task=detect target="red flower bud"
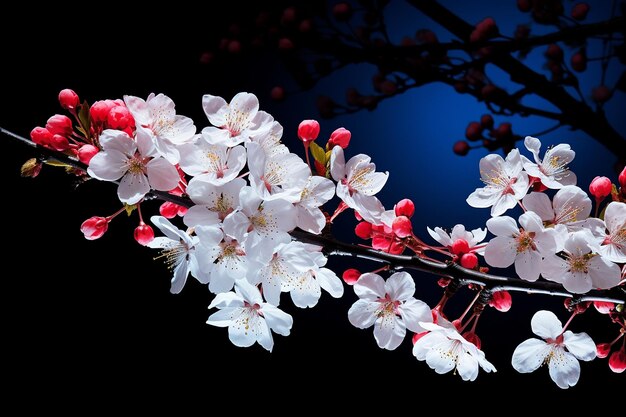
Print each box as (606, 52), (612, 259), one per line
(480, 114), (494, 129)
(328, 127), (351, 149)
(30, 126), (52, 147)
(50, 134), (70, 152)
(342, 268), (361, 285)
(58, 89), (79, 110)
(392, 216), (413, 238)
(90, 100), (116, 124)
(80, 216), (109, 240)
(571, 50), (587, 72)
(46, 114), (73, 137)
(465, 121), (483, 141)
(594, 301), (615, 314)
(298, 119), (320, 143)
(545, 44), (563, 62)
(564, 298), (591, 314)
(451, 239), (470, 255)
(394, 199), (415, 218)
(355, 221), (372, 239)
(453, 141), (470, 156)
(609, 347), (626, 373)
(571, 3), (590, 20)
(592, 86), (612, 104)
(596, 343), (612, 359)
(160, 202), (182, 219)
(134, 222), (155, 246)
(78, 144), (99, 165)
(460, 253), (478, 269)
(462, 331), (482, 349)
(489, 290), (512, 312)
(618, 166), (626, 190)
(107, 105), (134, 131)
(589, 176), (612, 200)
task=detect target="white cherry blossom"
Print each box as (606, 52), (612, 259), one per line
(413, 319), (496, 381)
(198, 235), (256, 294)
(247, 142), (310, 203)
(207, 280), (293, 352)
(348, 272), (432, 350)
(512, 310), (596, 389)
(87, 128), (179, 205)
(124, 93), (196, 164)
(178, 138), (245, 186)
(223, 186), (296, 260)
(484, 211), (557, 281)
(466, 149), (530, 217)
(541, 230), (621, 293)
(184, 177), (246, 227)
(148, 216), (222, 294)
(294, 176), (335, 234)
(586, 202), (626, 263)
(522, 185), (591, 230)
(522, 136), (576, 189)
(330, 146), (388, 225)
(248, 111), (289, 158)
(202, 92), (271, 147)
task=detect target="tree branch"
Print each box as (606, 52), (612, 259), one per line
(4, 127), (624, 304)
(405, 0), (626, 161)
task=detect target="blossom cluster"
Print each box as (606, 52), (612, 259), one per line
(27, 89), (626, 388)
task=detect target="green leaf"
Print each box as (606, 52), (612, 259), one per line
(310, 142), (326, 165)
(77, 100), (91, 137)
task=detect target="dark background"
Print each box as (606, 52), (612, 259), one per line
(2, 0), (624, 410)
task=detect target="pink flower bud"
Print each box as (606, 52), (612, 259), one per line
(545, 44), (563, 62)
(462, 331), (482, 349)
(571, 50), (587, 72)
(465, 121), (482, 141)
(451, 239), (470, 255)
(30, 126), (52, 146)
(160, 202), (181, 219)
(480, 114), (494, 129)
(134, 222), (155, 246)
(589, 176), (612, 200)
(592, 86), (612, 103)
(618, 166), (626, 190)
(489, 290), (512, 312)
(332, 3), (352, 21)
(596, 343), (612, 359)
(107, 105), (134, 131)
(78, 145), (99, 165)
(571, 3), (589, 20)
(609, 347), (626, 373)
(354, 221), (372, 239)
(394, 199), (415, 218)
(50, 134), (70, 152)
(46, 114), (73, 137)
(90, 100), (116, 124)
(298, 119), (320, 143)
(80, 216), (109, 240)
(460, 253), (478, 269)
(58, 89), (79, 110)
(392, 216), (413, 238)
(342, 268), (361, 285)
(594, 301), (615, 314)
(453, 141), (470, 156)
(328, 127), (351, 149)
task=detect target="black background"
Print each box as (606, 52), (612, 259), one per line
(2, 1), (624, 411)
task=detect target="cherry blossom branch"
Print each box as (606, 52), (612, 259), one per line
(405, 0), (626, 161)
(3, 126), (625, 304)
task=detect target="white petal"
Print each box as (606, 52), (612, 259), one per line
(316, 268), (344, 298)
(99, 129), (136, 155)
(254, 320), (274, 352)
(146, 157), (179, 191)
(587, 256), (621, 289)
(202, 94), (228, 126)
(531, 310), (563, 339)
(553, 185), (591, 223)
(456, 352), (479, 381)
(209, 264), (237, 294)
(511, 338), (549, 373)
(351, 192), (385, 225)
(354, 273), (386, 301)
(427, 227), (451, 246)
(398, 298), (432, 334)
(183, 205), (220, 228)
(524, 136), (541, 159)
(605, 202), (626, 234)
(150, 216), (187, 242)
(348, 300), (378, 329)
(222, 211), (250, 242)
(541, 254), (568, 283)
(466, 188), (500, 209)
(170, 260), (189, 294)
(563, 331), (596, 361)
(384, 271), (415, 301)
(200, 126), (231, 146)
(412, 331), (446, 360)
(296, 206), (326, 234)
(227, 311), (258, 348)
(522, 192), (554, 222)
(515, 249), (542, 281)
(425, 340), (457, 374)
(118, 172), (150, 205)
(562, 271), (592, 294)
(491, 193), (518, 217)
(330, 146), (346, 182)
(548, 349), (580, 389)
(261, 304), (293, 336)
(289, 274), (321, 308)
(207, 306), (240, 327)
(484, 236), (517, 268)
(373, 315), (406, 350)
(87, 151), (128, 181)
(208, 291), (243, 309)
(519, 211), (544, 233)
(486, 216), (518, 237)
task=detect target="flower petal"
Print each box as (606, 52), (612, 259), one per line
(587, 256), (621, 289)
(563, 331), (596, 361)
(398, 298), (432, 333)
(548, 349), (580, 389)
(146, 157), (179, 191)
(512, 338), (550, 373)
(456, 352), (479, 381)
(354, 273), (386, 301)
(374, 315), (406, 350)
(348, 299), (379, 329)
(385, 271), (415, 301)
(170, 259), (189, 294)
(531, 310), (562, 339)
(261, 303), (293, 336)
(316, 268), (344, 298)
(118, 172), (150, 205)
(515, 249), (542, 281)
(484, 236), (517, 268)
(522, 192), (554, 222)
(87, 150), (128, 181)
(486, 216), (518, 237)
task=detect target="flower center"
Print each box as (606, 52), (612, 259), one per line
(376, 294), (400, 317)
(541, 151), (570, 179)
(481, 169), (517, 194)
(567, 253), (592, 273)
(516, 230), (536, 253)
(154, 240), (189, 270)
(127, 155), (147, 175)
